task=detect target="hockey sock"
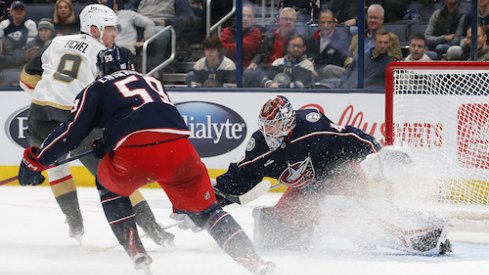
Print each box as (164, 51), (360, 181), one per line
(96, 179), (143, 252)
(132, 199), (175, 246)
(205, 208), (262, 268)
(132, 200), (157, 228)
(53, 190), (83, 237)
(47, 164), (83, 236)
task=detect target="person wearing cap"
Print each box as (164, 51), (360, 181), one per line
(0, 1), (37, 49)
(25, 19), (55, 61)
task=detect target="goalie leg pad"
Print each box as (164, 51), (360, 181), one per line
(252, 206), (311, 250)
(410, 229), (442, 252)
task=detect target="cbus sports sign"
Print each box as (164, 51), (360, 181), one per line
(176, 101), (247, 157)
(5, 106), (30, 149)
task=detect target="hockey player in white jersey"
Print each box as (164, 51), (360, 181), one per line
(19, 4), (174, 247)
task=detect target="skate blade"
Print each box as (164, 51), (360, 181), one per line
(140, 264), (152, 275)
(71, 234), (83, 245)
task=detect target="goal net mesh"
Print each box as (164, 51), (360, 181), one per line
(386, 62), (489, 218)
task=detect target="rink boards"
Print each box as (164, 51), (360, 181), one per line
(0, 90), (386, 187)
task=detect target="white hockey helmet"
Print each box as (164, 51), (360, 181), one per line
(79, 4), (117, 35)
(258, 95), (296, 150)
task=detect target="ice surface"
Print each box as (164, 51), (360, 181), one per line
(2, 186), (489, 275)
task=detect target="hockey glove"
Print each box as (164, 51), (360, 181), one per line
(92, 138), (106, 159)
(19, 146), (46, 186)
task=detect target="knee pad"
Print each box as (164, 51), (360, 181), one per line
(47, 163), (71, 182)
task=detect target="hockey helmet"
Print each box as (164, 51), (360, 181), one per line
(96, 45), (134, 76)
(258, 95), (296, 150)
(79, 4), (118, 35)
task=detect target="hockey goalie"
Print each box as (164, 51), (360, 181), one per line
(214, 95), (452, 255)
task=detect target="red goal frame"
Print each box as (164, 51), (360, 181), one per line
(384, 61), (489, 146)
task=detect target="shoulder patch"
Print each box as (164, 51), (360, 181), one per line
(246, 137), (256, 151)
(305, 112), (321, 123)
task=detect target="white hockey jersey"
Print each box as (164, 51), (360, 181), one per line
(31, 34), (105, 110)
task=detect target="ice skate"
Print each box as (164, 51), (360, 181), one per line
(125, 227), (153, 274)
(236, 257), (276, 275)
(65, 212), (84, 244)
(254, 261), (275, 275)
(142, 222), (175, 248)
(132, 252), (153, 275)
(438, 239), (452, 254)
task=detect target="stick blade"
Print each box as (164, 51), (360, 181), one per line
(237, 180), (271, 204)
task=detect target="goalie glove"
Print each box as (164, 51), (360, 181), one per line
(19, 146), (46, 186)
(360, 146), (413, 182)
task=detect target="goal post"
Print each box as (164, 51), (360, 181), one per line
(384, 61), (489, 219)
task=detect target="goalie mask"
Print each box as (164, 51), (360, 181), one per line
(96, 45), (134, 76)
(258, 95), (296, 150)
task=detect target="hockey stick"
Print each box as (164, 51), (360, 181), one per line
(84, 222), (181, 252)
(0, 150), (93, 186)
(212, 179), (274, 205)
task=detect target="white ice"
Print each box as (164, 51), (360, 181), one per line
(2, 186), (489, 275)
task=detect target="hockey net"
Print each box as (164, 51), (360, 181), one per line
(385, 61), (489, 227)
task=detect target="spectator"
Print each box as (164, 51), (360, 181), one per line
(261, 34), (315, 89)
(220, 4), (262, 69)
(306, 9), (351, 80)
(446, 24), (489, 61)
(405, 33), (432, 61)
(341, 28), (395, 89)
(348, 4), (402, 60)
(460, 0), (489, 44)
(188, 35), (236, 88)
(382, 0), (410, 23)
(123, 0), (141, 11)
(480, 0), (489, 40)
(248, 7), (297, 70)
(278, 0), (319, 24)
(0, 36), (18, 70)
(98, 0), (154, 61)
(0, 1), (7, 22)
(424, 0), (465, 59)
(244, 7), (297, 87)
(25, 19), (55, 61)
(52, 0), (79, 36)
(326, 0), (357, 27)
(137, 0), (195, 72)
(0, 1), (37, 50)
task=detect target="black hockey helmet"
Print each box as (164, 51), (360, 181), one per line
(96, 45), (134, 76)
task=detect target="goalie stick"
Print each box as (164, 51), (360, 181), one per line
(0, 150), (93, 186)
(210, 148), (413, 205)
(212, 179), (273, 205)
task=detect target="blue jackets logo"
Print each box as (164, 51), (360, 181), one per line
(5, 106), (30, 148)
(176, 101), (247, 157)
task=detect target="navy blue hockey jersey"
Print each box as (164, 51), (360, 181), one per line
(215, 108), (381, 199)
(37, 70), (190, 165)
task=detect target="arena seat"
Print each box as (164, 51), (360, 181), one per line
(383, 23), (409, 45)
(410, 23), (428, 37)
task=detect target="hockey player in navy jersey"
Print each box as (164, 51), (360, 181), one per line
(18, 46), (275, 275)
(214, 95), (452, 254)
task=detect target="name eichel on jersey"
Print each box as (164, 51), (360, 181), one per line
(64, 39), (89, 54)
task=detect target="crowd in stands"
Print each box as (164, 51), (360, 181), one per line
(0, 0), (486, 88)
